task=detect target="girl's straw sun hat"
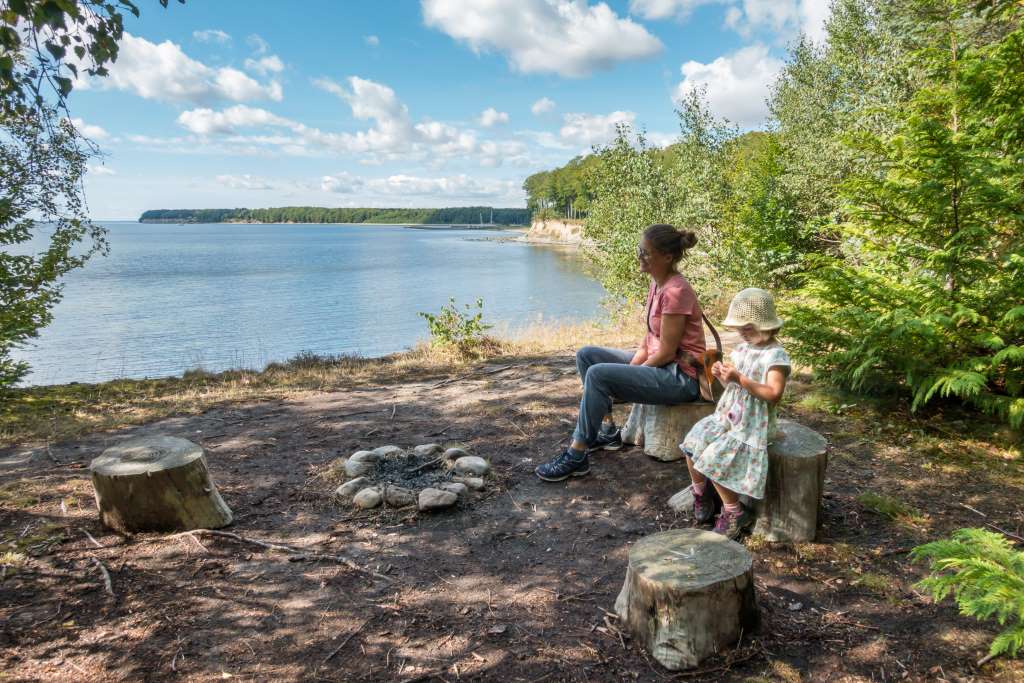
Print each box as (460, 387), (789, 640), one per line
(722, 288), (784, 331)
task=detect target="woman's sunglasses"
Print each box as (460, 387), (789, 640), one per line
(636, 246), (652, 261)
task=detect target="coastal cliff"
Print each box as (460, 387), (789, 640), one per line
(526, 218), (584, 245)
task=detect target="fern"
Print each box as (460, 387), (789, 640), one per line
(912, 528), (1024, 659)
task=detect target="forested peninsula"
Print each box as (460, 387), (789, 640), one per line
(138, 206), (530, 226)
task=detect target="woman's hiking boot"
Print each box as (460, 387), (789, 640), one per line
(535, 449), (591, 482)
(692, 482), (720, 525)
(713, 504), (752, 540)
(588, 423), (623, 452)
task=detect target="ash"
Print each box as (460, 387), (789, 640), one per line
(372, 452), (455, 490)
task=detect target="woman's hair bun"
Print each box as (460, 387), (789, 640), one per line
(678, 229), (697, 250)
(642, 223), (697, 263)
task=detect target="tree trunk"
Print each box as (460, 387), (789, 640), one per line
(90, 435), (233, 533)
(741, 420), (828, 542)
(621, 402), (716, 461)
(614, 529), (758, 670)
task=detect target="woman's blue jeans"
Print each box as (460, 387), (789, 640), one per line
(572, 346), (700, 446)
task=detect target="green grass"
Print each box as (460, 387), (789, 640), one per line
(857, 491), (925, 525)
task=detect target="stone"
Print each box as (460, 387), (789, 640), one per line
(348, 449), (380, 464)
(667, 486), (695, 515)
(344, 458), (374, 478)
(372, 445), (405, 459)
(615, 529), (758, 670)
(453, 476), (485, 491)
(353, 487), (382, 509)
(329, 457), (348, 474)
(414, 444), (444, 458)
(383, 485), (416, 508)
(335, 477), (370, 501)
(418, 488), (458, 511)
(454, 456), (490, 476)
(443, 447), (470, 461)
(622, 402), (717, 462)
(440, 482), (468, 500)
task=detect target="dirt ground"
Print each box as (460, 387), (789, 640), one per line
(1, 345), (1023, 682)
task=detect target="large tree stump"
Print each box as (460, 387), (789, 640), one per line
(741, 420), (828, 542)
(90, 435), (233, 533)
(621, 402), (715, 461)
(614, 529), (758, 670)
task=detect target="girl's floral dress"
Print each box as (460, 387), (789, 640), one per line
(680, 342), (791, 499)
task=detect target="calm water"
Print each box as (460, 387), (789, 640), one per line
(11, 223), (606, 386)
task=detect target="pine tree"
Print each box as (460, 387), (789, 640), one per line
(785, 0), (1024, 427)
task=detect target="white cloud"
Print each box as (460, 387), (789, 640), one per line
(215, 174), (274, 190)
(364, 35), (380, 46)
(247, 34), (270, 55)
(84, 33), (282, 104)
(88, 164), (116, 176)
(421, 0), (662, 78)
(478, 107), (509, 127)
(560, 110), (636, 147)
(674, 43), (783, 127)
(632, 0), (830, 43)
(629, 0), (728, 20)
(193, 29), (231, 44)
(244, 55), (284, 75)
(531, 97), (556, 115)
(70, 117), (110, 141)
(321, 172), (365, 193)
(318, 172), (522, 202)
(177, 105), (293, 135)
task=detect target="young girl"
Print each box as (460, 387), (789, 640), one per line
(679, 288), (790, 539)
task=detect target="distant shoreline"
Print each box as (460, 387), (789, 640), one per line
(137, 219), (527, 229)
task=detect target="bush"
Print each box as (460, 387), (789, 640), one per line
(419, 298), (493, 355)
(912, 528), (1024, 660)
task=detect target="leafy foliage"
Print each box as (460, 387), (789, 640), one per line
(784, 0), (1024, 427)
(912, 528), (1024, 659)
(0, 107), (106, 385)
(418, 298), (493, 355)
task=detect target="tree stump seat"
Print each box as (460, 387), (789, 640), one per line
(667, 419), (828, 542)
(621, 401), (716, 462)
(90, 435), (233, 533)
(614, 528), (758, 670)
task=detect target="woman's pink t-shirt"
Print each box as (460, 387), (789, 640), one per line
(642, 274), (706, 378)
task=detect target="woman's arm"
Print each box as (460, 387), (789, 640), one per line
(713, 363), (788, 404)
(643, 313), (685, 368)
(630, 348), (649, 365)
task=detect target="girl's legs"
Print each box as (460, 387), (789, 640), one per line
(684, 454), (707, 493)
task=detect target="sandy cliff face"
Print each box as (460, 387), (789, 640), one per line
(526, 218), (584, 244)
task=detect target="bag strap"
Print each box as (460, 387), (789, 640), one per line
(696, 312), (724, 403)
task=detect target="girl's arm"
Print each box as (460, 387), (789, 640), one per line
(643, 314), (685, 367)
(714, 363), (788, 404)
(630, 348), (649, 365)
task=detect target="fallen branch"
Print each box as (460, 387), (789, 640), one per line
(406, 456), (445, 474)
(92, 557), (114, 597)
(167, 529), (392, 582)
(978, 651), (1001, 667)
(83, 529), (104, 549)
(432, 364), (517, 388)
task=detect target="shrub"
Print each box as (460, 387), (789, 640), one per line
(419, 298), (493, 355)
(912, 528), (1024, 660)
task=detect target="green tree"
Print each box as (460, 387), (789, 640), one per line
(1, 0), (181, 386)
(785, 0), (1024, 427)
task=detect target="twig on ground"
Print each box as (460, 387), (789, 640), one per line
(315, 409), (382, 423)
(83, 529), (104, 548)
(960, 502), (987, 517)
(320, 619), (369, 666)
(427, 425), (454, 436)
(432, 364), (517, 388)
(92, 557), (114, 597)
(407, 456), (445, 474)
(390, 404), (397, 420)
(985, 522), (1024, 544)
(978, 651), (1000, 667)
(167, 529), (392, 582)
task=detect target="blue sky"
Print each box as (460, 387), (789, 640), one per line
(68, 0), (831, 219)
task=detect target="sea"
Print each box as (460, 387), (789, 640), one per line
(9, 222), (606, 386)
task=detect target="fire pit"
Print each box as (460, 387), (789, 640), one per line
(333, 444), (490, 512)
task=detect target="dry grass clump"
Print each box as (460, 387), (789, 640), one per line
(0, 319), (636, 447)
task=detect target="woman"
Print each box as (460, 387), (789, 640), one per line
(535, 223), (707, 482)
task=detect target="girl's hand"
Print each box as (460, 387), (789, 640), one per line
(715, 362), (740, 384)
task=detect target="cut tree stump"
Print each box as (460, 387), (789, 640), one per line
(90, 435), (233, 533)
(621, 402), (715, 461)
(741, 419), (828, 542)
(614, 528), (758, 670)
